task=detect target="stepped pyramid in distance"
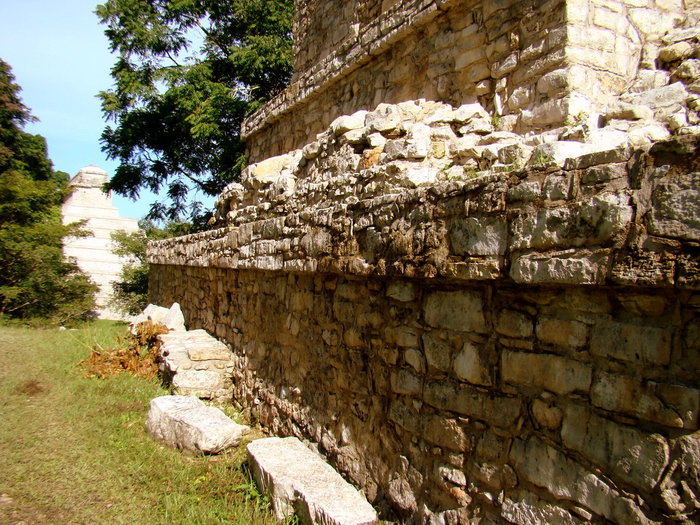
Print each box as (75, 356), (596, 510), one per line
(61, 165), (139, 320)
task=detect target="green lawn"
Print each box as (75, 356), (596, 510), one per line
(0, 321), (278, 525)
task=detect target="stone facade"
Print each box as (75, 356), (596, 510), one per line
(148, 1), (700, 523)
(62, 166), (139, 320)
(149, 132), (700, 523)
(244, 0), (700, 164)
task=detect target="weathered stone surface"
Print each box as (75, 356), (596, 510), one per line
(423, 290), (486, 333)
(146, 395), (249, 454)
(510, 251), (610, 285)
(496, 310), (532, 339)
(149, 0), (700, 520)
(501, 493), (584, 525)
(453, 341), (491, 386)
(561, 404), (670, 491)
(590, 320), (671, 365)
(158, 329), (234, 400)
(449, 217), (507, 256)
(648, 171), (700, 241)
(591, 372), (699, 429)
(536, 318), (588, 349)
(424, 380), (521, 428)
(502, 351), (592, 395)
(172, 369), (224, 397)
(162, 302), (187, 332)
(247, 437), (378, 525)
(623, 82), (688, 109)
(511, 437), (657, 525)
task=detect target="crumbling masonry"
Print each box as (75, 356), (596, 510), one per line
(149, 1), (700, 523)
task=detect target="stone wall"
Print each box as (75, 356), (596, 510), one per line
(243, 0), (696, 164)
(149, 133), (700, 524)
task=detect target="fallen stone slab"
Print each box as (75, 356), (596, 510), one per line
(146, 395), (249, 454)
(247, 437), (378, 525)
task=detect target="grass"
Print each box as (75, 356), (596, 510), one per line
(0, 321), (279, 525)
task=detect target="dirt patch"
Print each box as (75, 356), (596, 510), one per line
(15, 380), (46, 396)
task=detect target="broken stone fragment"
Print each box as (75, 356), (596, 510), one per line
(605, 102), (654, 121)
(365, 103), (402, 135)
(146, 395), (250, 454)
(130, 303), (186, 334)
(247, 436), (378, 525)
(330, 110), (368, 135)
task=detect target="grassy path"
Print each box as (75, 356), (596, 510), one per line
(0, 322), (277, 525)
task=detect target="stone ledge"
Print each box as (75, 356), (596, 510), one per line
(148, 136), (700, 289)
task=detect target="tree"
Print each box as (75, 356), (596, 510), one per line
(110, 220), (193, 315)
(97, 0), (294, 223)
(0, 59), (98, 323)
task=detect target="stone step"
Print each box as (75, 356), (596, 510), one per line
(155, 323), (234, 401)
(146, 395), (249, 454)
(247, 437), (378, 525)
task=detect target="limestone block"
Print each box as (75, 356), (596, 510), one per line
(406, 123), (431, 159)
(501, 493), (584, 525)
(501, 350), (592, 395)
(365, 103), (402, 134)
(424, 380), (521, 428)
(453, 102), (489, 123)
(673, 59), (700, 82)
(528, 141), (593, 167)
(648, 171), (700, 241)
(172, 369), (224, 398)
(561, 404), (670, 491)
(659, 41), (694, 63)
(510, 193), (633, 251)
(511, 437), (657, 525)
(163, 302), (186, 332)
(423, 290), (486, 333)
(422, 332), (452, 372)
(449, 217), (507, 256)
(605, 101), (654, 121)
(405, 166), (439, 187)
(453, 341), (491, 386)
(496, 310), (533, 339)
(591, 372), (699, 429)
(248, 154), (292, 187)
(146, 395), (249, 454)
(590, 321), (671, 365)
(386, 281), (416, 302)
(536, 318), (588, 349)
(330, 110), (368, 135)
(247, 437), (378, 525)
(623, 82), (688, 110)
(506, 181), (541, 202)
(510, 251), (610, 285)
(423, 416), (468, 451)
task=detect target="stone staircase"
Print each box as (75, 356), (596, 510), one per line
(138, 306), (377, 525)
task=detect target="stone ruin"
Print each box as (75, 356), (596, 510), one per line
(148, 1), (700, 523)
(61, 165), (139, 320)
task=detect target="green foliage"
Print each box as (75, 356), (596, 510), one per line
(0, 59), (97, 323)
(96, 0), (294, 222)
(110, 219), (192, 315)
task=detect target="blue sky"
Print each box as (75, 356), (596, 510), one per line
(0, 0), (212, 221)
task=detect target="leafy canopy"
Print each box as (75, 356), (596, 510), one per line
(0, 59), (97, 323)
(110, 219), (193, 315)
(97, 0), (294, 222)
